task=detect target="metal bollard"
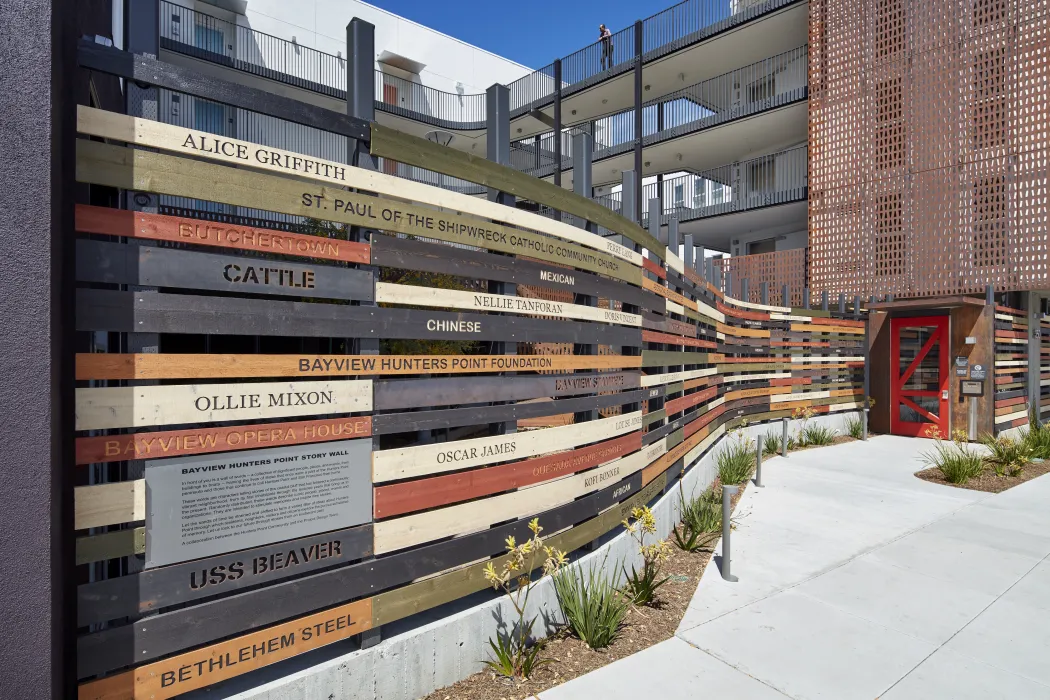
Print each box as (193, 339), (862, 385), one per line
(755, 435), (764, 487)
(862, 408), (869, 441)
(721, 485), (739, 582)
(781, 417), (789, 457)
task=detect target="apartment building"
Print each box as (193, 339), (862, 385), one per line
(105, 0), (810, 289)
(107, 0), (1048, 307)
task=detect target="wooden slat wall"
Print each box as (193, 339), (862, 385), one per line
(71, 98), (867, 699)
(994, 305), (1031, 431)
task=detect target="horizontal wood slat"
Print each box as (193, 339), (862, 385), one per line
(76, 205), (371, 264)
(76, 417), (372, 464)
(76, 140), (640, 285)
(75, 481), (145, 530)
(76, 353), (640, 380)
(76, 289), (641, 346)
(374, 440), (667, 553)
(375, 282), (642, 326)
(76, 240), (374, 301)
(75, 380), (372, 431)
(76, 106), (641, 267)
(372, 411), (643, 482)
(373, 432), (642, 518)
(368, 123), (663, 256)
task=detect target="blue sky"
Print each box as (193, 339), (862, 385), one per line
(371, 0), (673, 68)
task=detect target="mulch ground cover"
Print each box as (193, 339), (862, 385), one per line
(915, 460), (1050, 493)
(420, 487), (746, 700)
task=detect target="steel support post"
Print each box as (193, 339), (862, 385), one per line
(633, 20), (643, 223)
(721, 485), (739, 582)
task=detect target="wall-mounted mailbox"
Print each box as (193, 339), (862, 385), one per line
(961, 379), (984, 396)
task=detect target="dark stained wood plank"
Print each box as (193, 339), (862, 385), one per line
(373, 372), (642, 410)
(372, 389), (649, 434)
(77, 525), (373, 626)
(76, 289), (642, 346)
(76, 239), (374, 301)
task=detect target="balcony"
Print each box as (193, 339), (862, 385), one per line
(157, 0), (805, 133)
(592, 145), (806, 228)
(514, 46), (808, 185)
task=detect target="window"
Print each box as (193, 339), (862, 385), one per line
(195, 23), (225, 55)
(748, 74), (776, 103)
(874, 193), (904, 277)
(748, 239), (776, 255)
(674, 183), (684, 207)
(748, 157), (775, 192)
(972, 48), (1006, 149)
(712, 183), (725, 205)
(693, 179), (706, 208)
(875, 77), (905, 169)
(972, 175), (1006, 267)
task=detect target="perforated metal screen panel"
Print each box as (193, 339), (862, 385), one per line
(809, 0), (1050, 297)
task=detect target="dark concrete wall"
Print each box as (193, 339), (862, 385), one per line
(0, 0), (75, 697)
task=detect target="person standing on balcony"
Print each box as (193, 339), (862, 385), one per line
(599, 24), (614, 70)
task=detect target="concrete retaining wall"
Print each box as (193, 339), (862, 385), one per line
(201, 411), (860, 700)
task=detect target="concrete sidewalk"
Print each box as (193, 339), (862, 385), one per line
(537, 435), (1050, 699)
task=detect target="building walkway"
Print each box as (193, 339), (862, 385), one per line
(537, 435), (1050, 699)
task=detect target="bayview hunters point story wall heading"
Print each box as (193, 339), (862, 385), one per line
(70, 63), (866, 700)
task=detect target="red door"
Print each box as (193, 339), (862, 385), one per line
(890, 316), (950, 437)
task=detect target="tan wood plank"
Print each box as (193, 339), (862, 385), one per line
(75, 481), (145, 529)
(76, 107), (641, 267)
(372, 411), (643, 482)
(75, 380), (372, 431)
(373, 440), (666, 553)
(375, 282), (642, 326)
(75, 140), (641, 286)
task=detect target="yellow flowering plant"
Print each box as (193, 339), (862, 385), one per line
(482, 518), (567, 680)
(621, 505), (672, 606)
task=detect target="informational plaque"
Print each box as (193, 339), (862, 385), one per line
(145, 440), (371, 568)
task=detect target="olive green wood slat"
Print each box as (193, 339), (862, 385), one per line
(368, 123), (664, 255)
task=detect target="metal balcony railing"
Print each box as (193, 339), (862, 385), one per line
(160, 2), (346, 98)
(375, 71), (487, 130)
(510, 46), (808, 177)
(593, 145), (807, 226)
(158, 0), (801, 128)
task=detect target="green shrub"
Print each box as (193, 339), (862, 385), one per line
(762, 430), (783, 455)
(717, 431), (755, 484)
(621, 506), (671, 607)
(844, 415), (864, 439)
(921, 440), (984, 484)
(801, 424), (837, 446)
(1020, 417), (1050, 459)
(673, 486), (721, 552)
(553, 560), (629, 650)
(980, 434), (1031, 477)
